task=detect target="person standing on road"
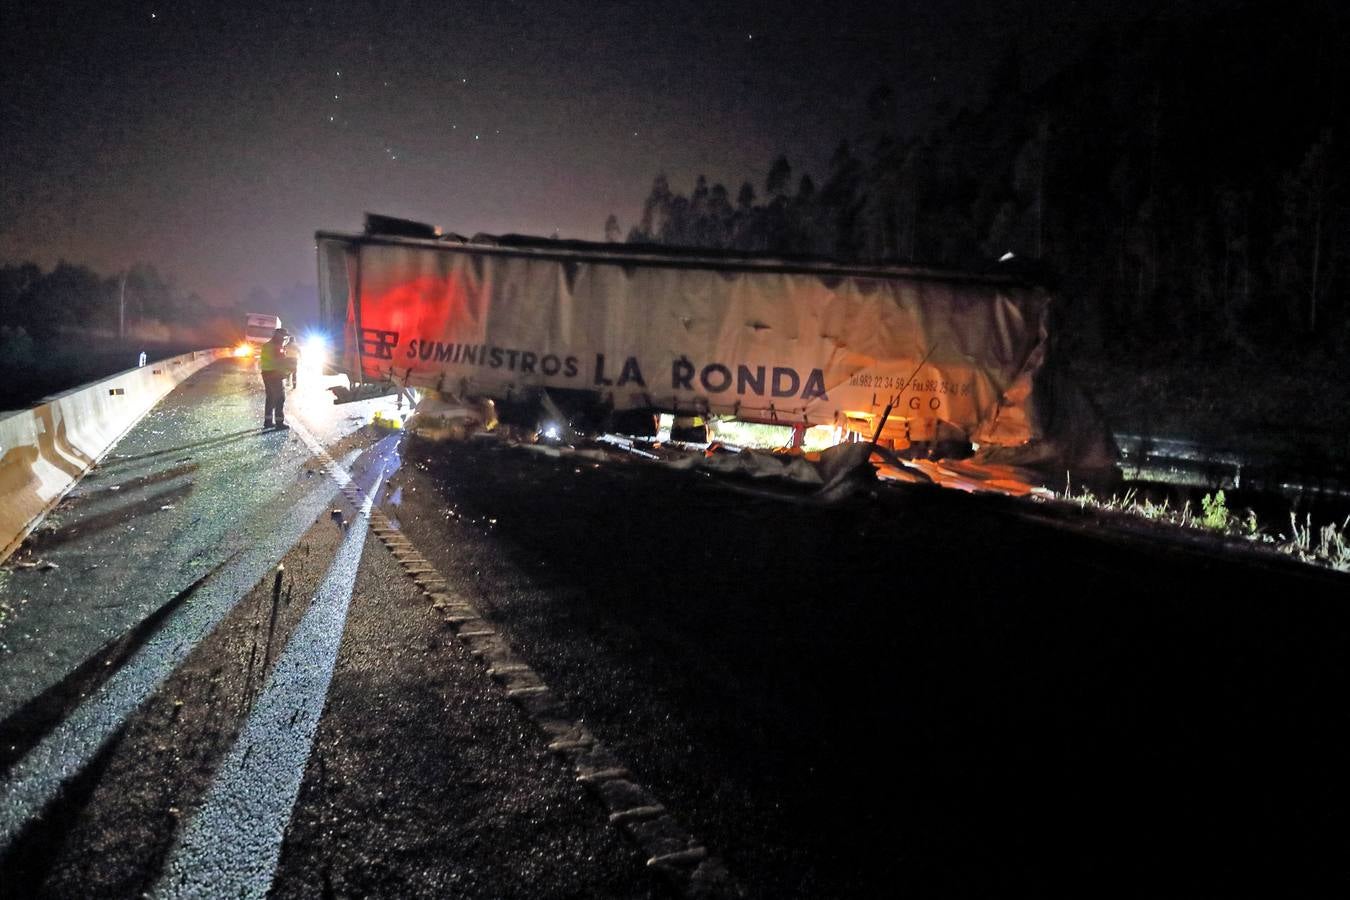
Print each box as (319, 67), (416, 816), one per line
(284, 337), (300, 389)
(259, 327), (292, 430)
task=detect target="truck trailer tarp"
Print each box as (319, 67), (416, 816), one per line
(316, 228), (1112, 469)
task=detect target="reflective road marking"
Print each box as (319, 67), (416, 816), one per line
(152, 449), (383, 899)
(0, 416), (358, 851)
(0, 468), (353, 851)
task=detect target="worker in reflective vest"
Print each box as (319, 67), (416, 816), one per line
(258, 328), (293, 430)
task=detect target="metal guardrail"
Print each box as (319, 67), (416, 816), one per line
(1115, 432), (1350, 500)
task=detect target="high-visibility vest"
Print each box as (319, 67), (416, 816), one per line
(259, 340), (287, 372)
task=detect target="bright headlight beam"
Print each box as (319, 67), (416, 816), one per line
(301, 335), (328, 356)
(296, 335), (330, 375)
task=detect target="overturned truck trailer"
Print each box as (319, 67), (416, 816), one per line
(316, 224), (1111, 469)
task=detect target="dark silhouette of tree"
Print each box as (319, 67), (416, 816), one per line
(707, 182), (734, 247)
(766, 156), (792, 198)
(27, 262), (108, 338)
(860, 85), (902, 259)
(0, 262), (42, 327)
(0, 258), (220, 343)
(689, 176), (711, 246)
(620, 0), (1350, 362)
(736, 181), (756, 211)
(762, 158), (794, 250)
(819, 141), (864, 258)
(635, 173), (673, 242)
(125, 263), (180, 324)
(732, 181), (761, 250)
(797, 174), (816, 203)
(1276, 129), (1335, 333)
(791, 174), (821, 254)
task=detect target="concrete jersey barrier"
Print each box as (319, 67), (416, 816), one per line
(0, 348), (230, 563)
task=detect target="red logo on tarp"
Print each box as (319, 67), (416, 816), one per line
(361, 328), (400, 360)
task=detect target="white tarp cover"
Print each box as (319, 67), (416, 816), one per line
(318, 234), (1070, 449)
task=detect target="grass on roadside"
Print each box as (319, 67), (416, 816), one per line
(1056, 482), (1350, 573)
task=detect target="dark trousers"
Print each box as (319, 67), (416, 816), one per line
(261, 371), (287, 424)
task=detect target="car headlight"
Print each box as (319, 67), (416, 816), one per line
(301, 335), (329, 364)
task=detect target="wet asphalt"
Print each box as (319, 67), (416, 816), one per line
(385, 438), (1350, 897)
(0, 359), (354, 723)
(0, 363), (665, 898)
(1, 359), (1348, 897)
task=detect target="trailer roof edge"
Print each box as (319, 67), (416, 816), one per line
(314, 230), (1049, 288)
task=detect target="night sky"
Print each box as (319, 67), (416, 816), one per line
(3, 1), (1198, 310)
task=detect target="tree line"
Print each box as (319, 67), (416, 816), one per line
(0, 260), (253, 374)
(0, 261), (218, 339)
(612, 0), (1348, 365)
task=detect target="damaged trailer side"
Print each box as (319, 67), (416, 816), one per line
(316, 226), (1112, 470)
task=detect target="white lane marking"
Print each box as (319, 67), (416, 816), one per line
(0, 427), (364, 851)
(152, 464), (383, 899)
(289, 417), (351, 490)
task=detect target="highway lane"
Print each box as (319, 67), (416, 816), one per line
(152, 442), (387, 899)
(0, 359), (378, 724)
(2, 357), (1347, 897)
(385, 437), (1350, 897)
(0, 377), (663, 898)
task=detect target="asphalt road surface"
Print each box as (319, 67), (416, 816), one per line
(1, 359), (1347, 897)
